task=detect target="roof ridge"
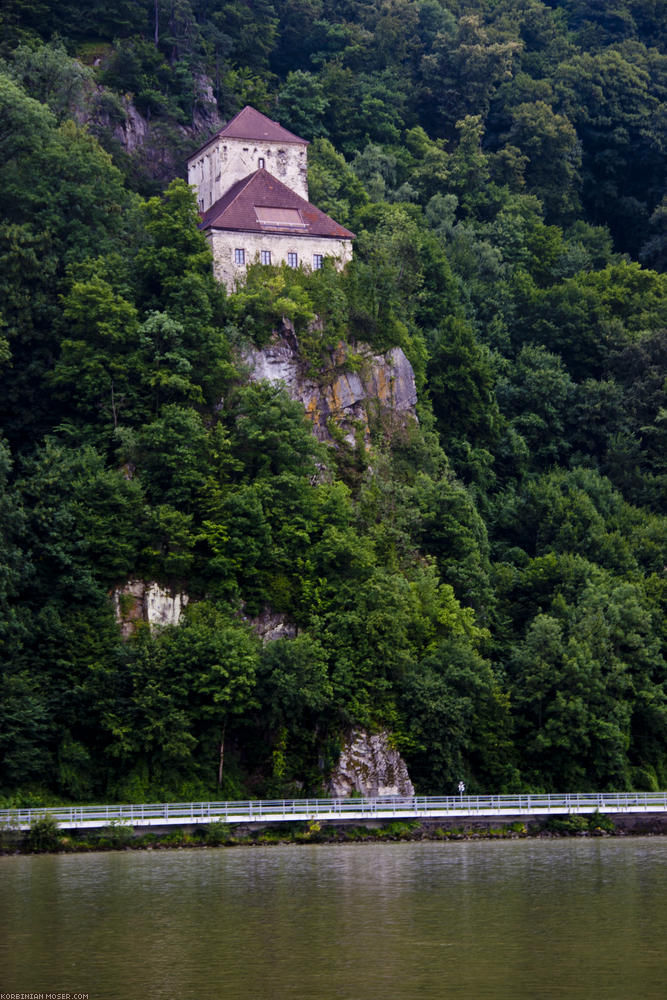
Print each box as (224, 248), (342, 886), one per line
(200, 167), (355, 240)
(218, 105), (307, 144)
(187, 106), (307, 163)
(222, 169), (262, 213)
(254, 166), (309, 205)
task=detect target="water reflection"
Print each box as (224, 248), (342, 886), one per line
(1, 839), (667, 999)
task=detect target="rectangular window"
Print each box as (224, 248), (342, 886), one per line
(258, 157), (265, 168)
(234, 248), (245, 265)
(287, 252), (298, 268)
(313, 253), (324, 270)
(261, 250), (272, 265)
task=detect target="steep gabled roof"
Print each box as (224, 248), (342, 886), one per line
(200, 169), (355, 241)
(219, 106), (308, 144)
(188, 106), (307, 162)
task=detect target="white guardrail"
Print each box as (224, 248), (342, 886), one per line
(2, 792), (667, 831)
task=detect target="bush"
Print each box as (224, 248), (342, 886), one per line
(98, 819), (135, 848)
(376, 821), (420, 839)
(545, 811), (615, 836)
(27, 814), (60, 852)
(545, 815), (589, 835)
(205, 822), (232, 846)
(588, 810), (615, 834)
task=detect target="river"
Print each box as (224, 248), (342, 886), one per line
(1, 838), (666, 999)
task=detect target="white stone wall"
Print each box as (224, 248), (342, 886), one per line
(188, 136), (308, 210)
(208, 229), (353, 290)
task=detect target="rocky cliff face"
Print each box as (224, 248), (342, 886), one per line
(242, 323), (418, 446)
(112, 579), (189, 638)
(328, 729), (415, 798)
(109, 74), (221, 150)
(245, 607), (298, 642)
(85, 74), (221, 187)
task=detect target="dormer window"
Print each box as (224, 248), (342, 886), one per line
(255, 206), (306, 229)
(258, 157), (265, 169)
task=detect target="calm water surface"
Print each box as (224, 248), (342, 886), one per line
(1, 838), (666, 999)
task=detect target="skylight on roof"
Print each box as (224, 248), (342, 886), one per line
(255, 206), (306, 228)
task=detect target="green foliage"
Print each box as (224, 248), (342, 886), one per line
(545, 814), (590, 835)
(277, 71), (329, 138)
(0, 71), (135, 447)
(502, 100), (582, 224)
(427, 317), (501, 481)
(401, 638), (515, 794)
(589, 810), (616, 834)
(27, 814), (60, 852)
(545, 811), (615, 835)
(205, 821), (232, 845)
(4, 40), (96, 121)
(375, 821), (420, 840)
(259, 635), (333, 728)
(228, 263), (318, 346)
(308, 138), (370, 227)
(98, 819), (135, 849)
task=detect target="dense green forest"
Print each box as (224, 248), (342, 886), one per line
(0, 0), (665, 805)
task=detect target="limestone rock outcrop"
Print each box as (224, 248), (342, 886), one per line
(246, 607), (298, 642)
(112, 580), (189, 638)
(328, 728), (415, 798)
(242, 324), (417, 446)
(85, 77), (221, 187)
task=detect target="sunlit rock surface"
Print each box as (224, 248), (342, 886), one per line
(243, 323), (418, 445)
(112, 580), (189, 638)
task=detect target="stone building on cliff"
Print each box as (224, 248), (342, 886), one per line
(187, 106), (355, 289)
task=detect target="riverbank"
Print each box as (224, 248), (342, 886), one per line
(4, 811), (667, 855)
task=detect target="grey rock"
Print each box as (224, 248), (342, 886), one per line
(242, 322), (418, 446)
(112, 580), (189, 638)
(329, 728), (415, 798)
(246, 607), (298, 643)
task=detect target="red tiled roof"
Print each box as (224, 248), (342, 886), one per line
(219, 106), (307, 144)
(188, 106), (307, 161)
(200, 169), (355, 241)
